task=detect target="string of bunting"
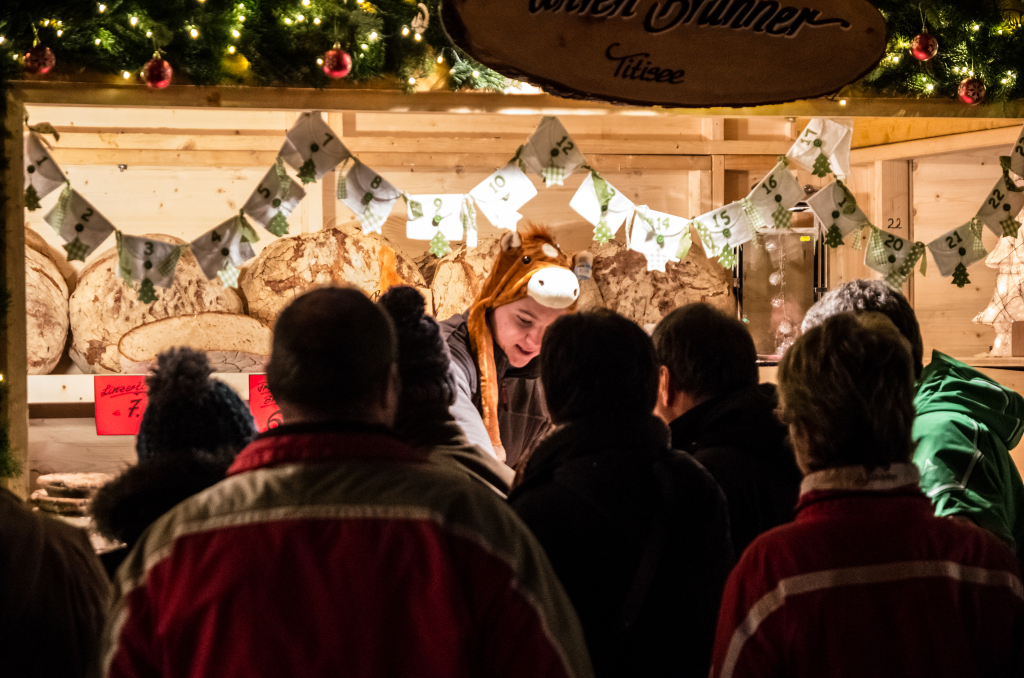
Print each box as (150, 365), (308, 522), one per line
(25, 113), (1024, 301)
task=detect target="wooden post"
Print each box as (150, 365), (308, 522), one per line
(873, 159), (914, 302)
(2, 92), (29, 498)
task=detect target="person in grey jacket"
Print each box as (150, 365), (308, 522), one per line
(439, 225), (583, 469)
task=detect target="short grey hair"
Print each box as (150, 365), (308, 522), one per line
(801, 280), (924, 379)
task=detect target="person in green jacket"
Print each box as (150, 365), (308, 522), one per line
(801, 279), (1024, 558)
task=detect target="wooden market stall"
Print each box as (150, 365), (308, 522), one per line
(7, 80), (1024, 499)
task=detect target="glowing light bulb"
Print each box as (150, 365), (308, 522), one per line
(123, 71), (130, 79)
(369, 31), (377, 40)
(0, 36), (5, 44)
(408, 77), (416, 85)
(414, 33), (421, 41)
(1003, 78), (1008, 84)
(43, 20), (49, 26)
(472, 70), (480, 78)
(284, 18), (292, 24)
(302, 0), (309, 4)
(839, 99), (847, 105)
(130, 16), (138, 25)
(969, 70), (974, 76)
(926, 83), (934, 91)
(437, 55), (443, 63)
(361, 43), (368, 50)
(973, 24), (980, 30)
(317, 58), (323, 64)
(95, 38), (102, 45)
(228, 45), (236, 53)
(232, 29), (240, 37)
(313, 17), (320, 24)
(190, 28), (199, 38)
(238, 15), (245, 22)
(402, 26), (410, 36)
(297, 14), (304, 21)
(98, 3), (106, 12)
(146, 31), (152, 37)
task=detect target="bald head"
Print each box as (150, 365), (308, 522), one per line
(267, 287), (398, 425)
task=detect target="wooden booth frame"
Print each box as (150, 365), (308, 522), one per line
(7, 82), (1024, 496)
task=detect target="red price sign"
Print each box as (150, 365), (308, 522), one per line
(95, 376), (148, 435)
(249, 375), (282, 433)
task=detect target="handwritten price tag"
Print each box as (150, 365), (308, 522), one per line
(249, 375), (282, 433)
(94, 376), (148, 435)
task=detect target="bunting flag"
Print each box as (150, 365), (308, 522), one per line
(629, 206), (690, 272)
(975, 172), (1024, 238)
(569, 170), (635, 244)
(787, 118), (853, 179)
(742, 160), (804, 231)
(864, 226), (927, 289)
(926, 219), (987, 287)
(190, 213), (259, 288)
(338, 160), (401, 234)
(692, 201), (752, 268)
(519, 116), (586, 188)
(279, 111), (351, 184)
(243, 158), (306, 237)
(469, 161), (537, 231)
(406, 194), (469, 257)
(806, 179), (871, 249)
(43, 185), (116, 262)
(1010, 124), (1024, 179)
(116, 233), (185, 302)
(23, 133), (66, 211)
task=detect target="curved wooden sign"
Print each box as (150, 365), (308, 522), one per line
(441, 0), (887, 108)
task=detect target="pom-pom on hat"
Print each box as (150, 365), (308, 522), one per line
(136, 347), (256, 465)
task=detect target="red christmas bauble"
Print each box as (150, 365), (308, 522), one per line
(910, 33), (939, 61)
(958, 77), (986, 105)
(24, 45), (56, 75)
(144, 57), (173, 89)
(323, 47), (352, 79)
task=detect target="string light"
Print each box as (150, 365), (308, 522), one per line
(122, 71), (130, 79)
(284, 17), (292, 24)
(232, 29), (240, 37)
(95, 38), (101, 45)
(56, 29), (62, 36)
(228, 45), (236, 53)
(43, 20), (50, 26)
(840, 99), (847, 105)
(239, 15), (245, 22)
(408, 77), (416, 85)
(437, 55), (443, 63)
(0, 36), (6, 44)
(190, 28), (199, 38)
(146, 30), (152, 37)
(361, 43), (368, 50)
(302, 0), (310, 4)
(98, 3), (106, 12)
(297, 14), (304, 21)
(130, 16), (138, 26)
(313, 18), (320, 24)
(369, 31), (378, 40)
(414, 33), (421, 41)
(973, 24), (980, 31)
(926, 83), (934, 91)
(472, 70), (480, 78)
(402, 26), (410, 36)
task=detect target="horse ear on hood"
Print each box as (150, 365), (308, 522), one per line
(571, 251), (594, 279)
(500, 230), (522, 251)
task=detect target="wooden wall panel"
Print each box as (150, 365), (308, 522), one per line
(913, 147), (1007, 359)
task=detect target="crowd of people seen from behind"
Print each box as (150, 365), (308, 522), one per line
(4, 228), (1024, 678)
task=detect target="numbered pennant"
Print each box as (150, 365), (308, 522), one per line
(1010, 123), (1024, 179)
(407, 194), (467, 257)
(279, 111), (350, 184)
(339, 160), (401, 234)
(190, 214), (258, 287)
(469, 162), (537, 230)
(742, 161), (804, 231)
(519, 116), (586, 187)
(629, 206), (689, 272)
(243, 159), (306, 236)
(864, 226), (926, 289)
(975, 172), (1024, 238)
(787, 119), (853, 178)
(806, 179), (871, 249)
(43, 186), (115, 262)
(116, 233), (184, 302)
(927, 220), (987, 287)
(692, 201), (752, 267)
(569, 170), (635, 244)
(24, 133), (66, 210)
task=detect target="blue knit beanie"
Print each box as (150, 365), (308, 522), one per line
(135, 347), (256, 465)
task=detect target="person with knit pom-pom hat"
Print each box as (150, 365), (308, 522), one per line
(440, 224), (586, 469)
(92, 347), (256, 577)
(379, 286), (514, 496)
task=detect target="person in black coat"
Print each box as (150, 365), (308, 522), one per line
(91, 347), (256, 578)
(652, 303), (801, 556)
(509, 308), (734, 678)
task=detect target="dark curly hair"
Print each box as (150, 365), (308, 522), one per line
(378, 286), (455, 426)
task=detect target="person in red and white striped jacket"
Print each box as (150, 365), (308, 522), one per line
(710, 312), (1024, 678)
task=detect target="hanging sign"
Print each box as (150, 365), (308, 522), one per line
(249, 375), (283, 433)
(95, 376), (148, 435)
(441, 0), (886, 108)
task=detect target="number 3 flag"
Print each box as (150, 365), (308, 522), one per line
(190, 213), (259, 288)
(279, 111), (350, 184)
(519, 116), (586, 187)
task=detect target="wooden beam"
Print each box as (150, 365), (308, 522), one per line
(873, 160), (914, 301)
(3, 92), (29, 498)
(15, 82), (1024, 119)
(850, 125), (1022, 164)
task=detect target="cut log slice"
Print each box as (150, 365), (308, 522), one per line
(37, 472), (115, 498)
(429, 239), (502, 322)
(590, 234), (733, 327)
(30, 489), (90, 516)
(26, 230), (70, 375)
(240, 220), (432, 327)
(69, 234), (243, 374)
(118, 312), (272, 373)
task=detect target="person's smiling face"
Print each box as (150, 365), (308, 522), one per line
(491, 296), (567, 368)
